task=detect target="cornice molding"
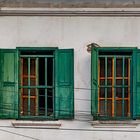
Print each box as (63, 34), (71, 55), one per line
(0, 8), (140, 16)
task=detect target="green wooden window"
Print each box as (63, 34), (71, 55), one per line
(98, 55), (131, 119)
(20, 51), (55, 118)
(0, 48), (74, 119)
(91, 46), (140, 120)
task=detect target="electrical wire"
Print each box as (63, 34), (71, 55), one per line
(0, 86), (135, 122)
(0, 128), (39, 140)
(0, 85), (136, 136)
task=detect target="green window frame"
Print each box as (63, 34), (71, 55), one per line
(19, 52), (55, 119)
(98, 55), (131, 119)
(91, 46), (140, 120)
(0, 47), (74, 120)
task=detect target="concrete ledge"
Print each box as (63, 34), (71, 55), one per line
(12, 121), (61, 129)
(91, 121), (139, 128)
(0, 9), (140, 16)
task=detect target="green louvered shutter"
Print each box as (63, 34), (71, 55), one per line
(0, 49), (18, 119)
(55, 49), (74, 119)
(133, 50), (140, 118)
(91, 47), (98, 119)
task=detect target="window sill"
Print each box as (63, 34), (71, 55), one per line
(12, 120), (61, 129)
(91, 120), (139, 128)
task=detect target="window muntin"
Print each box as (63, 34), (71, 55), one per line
(98, 55), (131, 118)
(20, 51), (54, 118)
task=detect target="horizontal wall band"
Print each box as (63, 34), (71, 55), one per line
(1, 2), (140, 8)
(1, 10), (140, 16)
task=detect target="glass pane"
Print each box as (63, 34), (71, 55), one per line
(30, 58), (36, 76)
(116, 100), (122, 117)
(124, 100), (129, 117)
(107, 87), (112, 98)
(100, 79), (105, 85)
(107, 100), (112, 117)
(47, 88), (53, 116)
(100, 87), (105, 98)
(47, 58), (53, 86)
(22, 98), (28, 116)
(39, 58), (45, 85)
(116, 87), (122, 98)
(116, 58), (122, 77)
(23, 78), (28, 86)
(125, 58), (128, 77)
(107, 58), (112, 77)
(100, 58), (105, 77)
(22, 88), (28, 95)
(30, 98), (36, 116)
(107, 79), (112, 85)
(124, 87), (128, 98)
(30, 78), (36, 86)
(124, 79), (128, 85)
(99, 100), (105, 116)
(23, 58), (28, 75)
(39, 88), (45, 115)
(116, 79), (122, 85)
(30, 88), (36, 96)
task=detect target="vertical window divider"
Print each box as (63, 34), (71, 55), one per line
(112, 58), (114, 117)
(128, 58), (130, 117)
(105, 57), (107, 116)
(122, 57), (125, 117)
(52, 57), (54, 118)
(20, 58), (23, 115)
(114, 57), (116, 117)
(45, 58), (47, 116)
(28, 58), (30, 116)
(36, 58), (39, 116)
(98, 59), (100, 115)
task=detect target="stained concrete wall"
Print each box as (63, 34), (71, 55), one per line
(1, 0), (140, 7)
(0, 8), (140, 140)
